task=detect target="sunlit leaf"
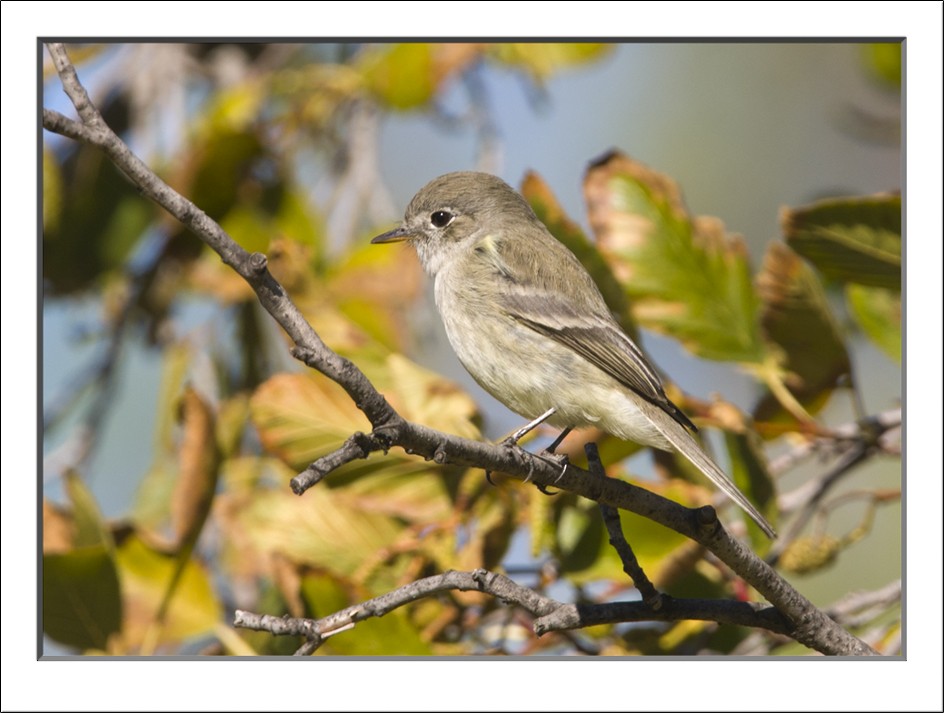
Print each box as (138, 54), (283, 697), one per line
(44, 545), (122, 652)
(199, 80), (267, 134)
(782, 194), (901, 290)
(235, 485), (405, 580)
(360, 43), (482, 109)
(846, 284), (901, 362)
(333, 464), (454, 524)
(219, 205), (275, 255)
(251, 372), (371, 470)
(584, 151), (765, 364)
(361, 44), (436, 109)
(754, 241), (851, 421)
(321, 610), (434, 655)
(115, 534), (221, 648)
(300, 571), (351, 620)
(251, 355), (480, 470)
(382, 354), (481, 441)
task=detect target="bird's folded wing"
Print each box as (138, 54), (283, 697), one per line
(500, 291), (696, 432)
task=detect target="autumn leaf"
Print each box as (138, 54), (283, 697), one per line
(584, 151), (765, 364)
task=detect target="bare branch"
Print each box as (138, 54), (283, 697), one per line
(232, 568), (796, 654)
(43, 42), (881, 657)
(234, 569), (558, 654)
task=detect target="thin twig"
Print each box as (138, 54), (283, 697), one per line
(587, 443), (662, 608)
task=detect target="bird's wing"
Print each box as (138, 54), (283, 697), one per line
(499, 289), (697, 433)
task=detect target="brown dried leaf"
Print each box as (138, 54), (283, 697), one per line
(172, 387), (221, 548)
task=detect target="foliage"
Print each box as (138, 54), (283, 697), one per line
(42, 42), (901, 657)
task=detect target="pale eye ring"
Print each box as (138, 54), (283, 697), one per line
(430, 210), (454, 228)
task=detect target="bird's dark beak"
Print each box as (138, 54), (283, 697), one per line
(370, 225), (412, 244)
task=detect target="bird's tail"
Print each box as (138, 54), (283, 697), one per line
(656, 417), (777, 539)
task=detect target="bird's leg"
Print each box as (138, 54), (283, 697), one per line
(502, 406), (558, 446)
(487, 407), (558, 487)
(543, 426), (573, 456)
(509, 409), (573, 492)
(535, 426), (573, 493)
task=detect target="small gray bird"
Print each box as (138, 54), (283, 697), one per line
(372, 171), (776, 538)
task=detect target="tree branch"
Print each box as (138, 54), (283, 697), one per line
(232, 568), (795, 655)
(43, 42), (880, 657)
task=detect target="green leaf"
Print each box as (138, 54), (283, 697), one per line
(782, 194), (901, 290)
(115, 534), (221, 646)
(360, 43), (484, 110)
(185, 128), (268, 222)
(300, 572), (351, 620)
(754, 242), (852, 420)
(846, 284), (901, 362)
(556, 502), (608, 579)
(321, 610), (434, 656)
(44, 545), (122, 652)
(585, 151), (765, 363)
(43, 145), (155, 295)
(361, 43), (436, 109)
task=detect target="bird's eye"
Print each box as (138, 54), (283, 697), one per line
(430, 210), (454, 228)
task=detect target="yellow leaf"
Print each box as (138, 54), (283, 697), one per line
(384, 353), (481, 440)
(115, 534), (221, 649)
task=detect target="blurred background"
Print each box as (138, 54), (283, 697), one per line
(41, 41), (902, 656)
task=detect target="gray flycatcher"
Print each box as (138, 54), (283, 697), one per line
(372, 171), (776, 538)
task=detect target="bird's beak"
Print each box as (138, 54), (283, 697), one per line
(370, 225), (412, 244)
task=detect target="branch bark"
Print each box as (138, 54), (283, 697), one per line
(43, 42), (880, 656)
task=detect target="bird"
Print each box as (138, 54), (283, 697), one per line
(371, 171), (776, 538)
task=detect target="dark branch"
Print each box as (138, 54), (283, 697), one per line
(587, 443), (662, 608)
